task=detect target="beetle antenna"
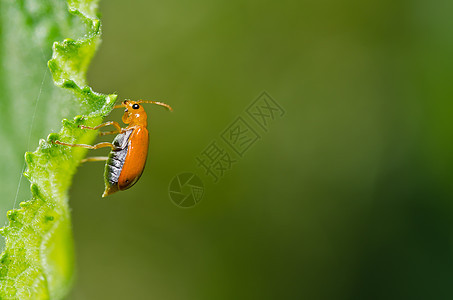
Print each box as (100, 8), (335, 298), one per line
(138, 100), (173, 111)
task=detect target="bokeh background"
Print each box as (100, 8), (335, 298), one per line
(3, 0), (453, 299)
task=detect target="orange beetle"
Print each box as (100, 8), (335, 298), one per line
(54, 100), (173, 197)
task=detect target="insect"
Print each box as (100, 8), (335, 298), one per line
(54, 99), (173, 197)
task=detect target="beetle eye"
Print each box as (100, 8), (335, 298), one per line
(132, 104), (140, 109)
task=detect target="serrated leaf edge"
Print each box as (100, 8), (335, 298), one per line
(0, 0), (117, 299)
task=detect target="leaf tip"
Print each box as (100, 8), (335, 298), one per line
(47, 133), (60, 143)
(19, 201), (31, 209)
(93, 19), (101, 32)
(62, 80), (77, 89)
(38, 138), (47, 147)
(6, 210), (23, 227)
(74, 115), (85, 123)
(48, 59), (58, 72)
(63, 38), (75, 45)
(31, 184), (44, 200)
(25, 152), (34, 165)
(81, 85), (93, 95)
(62, 118), (74, 127)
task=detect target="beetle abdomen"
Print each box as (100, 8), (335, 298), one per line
(106, 148), (128, 186)
(103, 130), (133, 197)
(117, 127), (149, 191)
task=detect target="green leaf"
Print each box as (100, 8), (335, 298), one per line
(0, 0), (116, 298)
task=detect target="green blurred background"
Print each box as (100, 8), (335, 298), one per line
(4, 0), (453, 298)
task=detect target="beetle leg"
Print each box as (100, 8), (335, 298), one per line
(79, 121), (123, 136)
(54, 140), (115, 150)
(81, 156), (109, 163)
(99, 130), (120, 136)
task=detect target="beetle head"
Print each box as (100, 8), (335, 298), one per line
(120, 100), (146, 125)
(114, 99), (173, 126)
